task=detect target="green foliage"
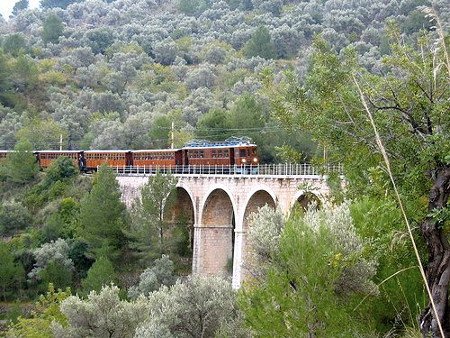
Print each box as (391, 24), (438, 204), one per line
(40, 0), (80, 9)
(0, 200), (32, 236)
(17, 117), (67, 150)
(28, 238), (74, 291)
(244, 26), (276, 59)
(5, 139), (39, 184)
(128, 255), (176, 299)
(6, 284), (70, 337)
(41, 198), (80, 242)
(135, 276), (239, 338)
(45, 156), (78, 184)
(2, 34), (28, 56)
(274, 144), (302, 163)
(78, 165), (127, 259)
(128, 172), (177, 260)
(11, 0), (29, 16)
(177, 0), (211, 16)
(195, 108), (231, 141)
(351, 197), (427, 332)
(81, 256), (116, 294)
(0, 242), (25, 301)
(39, 260), (73, 291)
(245, 205), (285, 281)
(53, 284), (148, 338)
(42, 14), (64, 45)
(239, 204), (377, 337)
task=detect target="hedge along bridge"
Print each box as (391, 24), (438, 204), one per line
(116, 164), (341, 289)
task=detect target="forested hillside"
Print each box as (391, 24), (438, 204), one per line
(0, 0), (446, 162)
(0, 0), (449, 337)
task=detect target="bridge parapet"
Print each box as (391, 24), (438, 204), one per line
(113, 163), (343, 177)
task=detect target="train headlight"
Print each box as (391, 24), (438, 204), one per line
(242, 159), (247, 163)
(253, 157), (258, 163)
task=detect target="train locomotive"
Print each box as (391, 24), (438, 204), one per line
(28, 137), (259, 173)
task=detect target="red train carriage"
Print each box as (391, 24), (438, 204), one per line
(83, 150), (131, 170)
(182, 139), (258, 167)
(35, 150), (82, 169)
(132, 149), (182, 168)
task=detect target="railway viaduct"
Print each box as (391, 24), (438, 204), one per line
(117, 166), (333, 288)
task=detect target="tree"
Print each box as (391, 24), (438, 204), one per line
(11, 0), (29, 17)
(129, 172), (177, 258)
(239, 204), (377, 336)
(81, 256), (116, 293)
(6, 284), (70, 337)
(243, 26), (276, 59)
(0, 242), (24, 301)
(2, 33), (28, 56)
(128, 255), (176, 299)
(244, 205), (285, 281)
(45, 156), (78, 184)
(0, 200), (32, 236)
(28, 238), (74, 289)
(271, 21), (450, 336)
(42, 14), (64, 45)
(135, 276), (239, 338)
(17, 117), (67, 150)
(40, 0), (79, 9)
(5, 139), (39, 184)
(53, 285), (147, 338)
(195, 108), (231, 141)
(78, 165), (127, 259)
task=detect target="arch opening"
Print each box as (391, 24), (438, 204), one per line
(241, 190), (276, 282)
(295, 192), (321, 212)
(200, 189), (235, 276)
(164, 187), (195, 274)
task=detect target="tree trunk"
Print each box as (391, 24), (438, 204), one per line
(419, 165), (450, 338)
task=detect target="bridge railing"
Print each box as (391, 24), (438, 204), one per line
(112, 163), (343, 176)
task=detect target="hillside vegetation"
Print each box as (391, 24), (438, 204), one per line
(0, 0), (445, 161)
(0, 0), (449, 337)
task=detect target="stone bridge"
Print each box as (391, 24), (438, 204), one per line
(117, 170), (331, 288)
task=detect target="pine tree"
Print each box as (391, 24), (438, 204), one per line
(78, 165), (127, 259)
(6, 139), (39, 184)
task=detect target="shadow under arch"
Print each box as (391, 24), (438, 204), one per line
(240, 190), (276, 282)
(164, 187), (195, 273)
(294, 191), (322, 213)
(199, 188), (235, 276)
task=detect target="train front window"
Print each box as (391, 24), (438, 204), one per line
(240, 149), (246, 157)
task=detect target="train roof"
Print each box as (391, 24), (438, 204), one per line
(35, 150), (82, 153)
(183, 137), (256, 149)
(132, 149), (181, 153)
(182, 144), (256, 150)
(84, 150), (131, 153)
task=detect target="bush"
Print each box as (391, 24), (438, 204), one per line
(128, 255), (176, 299)
(0, 200), (32, 236)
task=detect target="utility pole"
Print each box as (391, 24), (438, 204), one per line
(59, 134), (63, 151)
(171, 121), (174, 149)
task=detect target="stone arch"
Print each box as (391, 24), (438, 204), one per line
(293, 191), (322, 212)
(198, 188), (235, 275)
(164, 187), (195, 270)
(239, 190), (276, 283)
(242, 190), (277, 232)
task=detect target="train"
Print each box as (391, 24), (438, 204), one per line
(0, 138), (259, 174)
